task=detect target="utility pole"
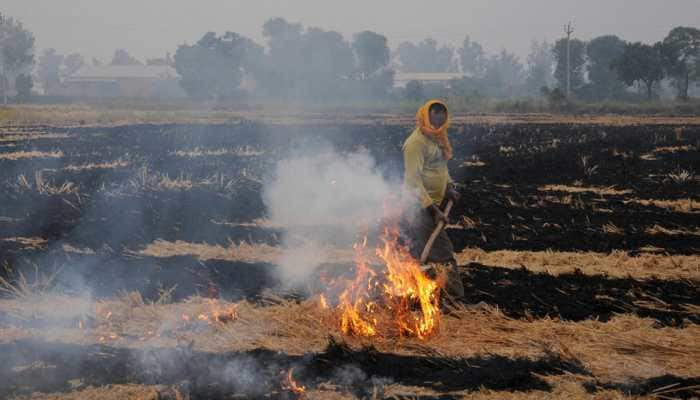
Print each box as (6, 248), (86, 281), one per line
(0, 51), (6, 105)
(564, 22), (574, 98)
(0, 64), (6, 106)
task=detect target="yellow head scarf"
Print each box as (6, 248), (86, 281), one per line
(416, 100), (452, 160)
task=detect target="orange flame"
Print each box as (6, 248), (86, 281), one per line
(379, 228), (441, 338)
(338, 237), (379, 337)
(210, 301), (238, 324)
(319, 294), (329, 309)
(283, 367), (306, 396)
(185, 300), (238, 327)
(331, 228), (441, 340)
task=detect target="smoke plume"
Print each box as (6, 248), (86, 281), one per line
(263, 147), (406, 286)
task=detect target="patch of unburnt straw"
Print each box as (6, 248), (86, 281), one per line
(0, 133), (73, 143)
(133, 240), (282, 264)
(0, 150), (64, 160)
(625, 198), (700, 213)
(538, 184), (633, 196)
(457, 248), (700, 280)
(171, 146), (264, 158)
(63, 159), (130, 172)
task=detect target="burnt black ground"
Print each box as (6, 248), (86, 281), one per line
(587, 375), (700, 399)
(2, 338), (697, 399)
(1, 121), (699, 398)
(460, 263), (700, 326)
(1, 122), (698, 257)
(0, 338), (589, 399)
(1, 121), (699, 323)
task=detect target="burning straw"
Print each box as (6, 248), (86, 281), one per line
(319, 228), (442, 340)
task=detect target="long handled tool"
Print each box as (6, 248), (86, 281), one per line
(420, 199), (454, 264)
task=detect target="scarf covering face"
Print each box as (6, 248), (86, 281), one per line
(416, 99), (452, 160)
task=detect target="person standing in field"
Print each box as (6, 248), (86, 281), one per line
(402, 99), (465, 300)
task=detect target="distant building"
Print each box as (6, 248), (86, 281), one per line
(59, 65), (185, 98)
(393, 72), (465, 88)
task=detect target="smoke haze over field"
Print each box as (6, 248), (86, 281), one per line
(264, 149), (394, 228)
(4, 0), (698, 61)
(263, 148), (404, 285)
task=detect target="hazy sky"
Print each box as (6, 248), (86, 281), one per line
(4, 0), (699, 62)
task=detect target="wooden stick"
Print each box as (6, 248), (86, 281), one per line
(420, 200), (454, 264)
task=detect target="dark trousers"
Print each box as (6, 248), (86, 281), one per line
(406, 207), (455, 264)
(404, 206), (464, 300)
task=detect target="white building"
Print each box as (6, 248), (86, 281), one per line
(393, 72), (466, 88)
(59, 65), (185, 98)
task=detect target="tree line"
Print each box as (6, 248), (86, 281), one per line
(1, 10), (699, 104)
(550, 28), (700, 101)
(173, 18), (395, 102)
(401, 28), (698, 102)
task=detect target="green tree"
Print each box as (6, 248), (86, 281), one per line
(365, 68), (395, 100)
(257, 18), (305, 97)
(174, 31), (262, 100)
(397, 38), (454, 73)
(37, 48), (63, 95)
(14, 73), (32, 102)
(404, 80), (424, 102)
(458, 35), (487, 78)
(541, 87), (569, 111)
(482, 50), (525, 98)
(525, 40), (554, 96)
(0, 13), (35, 104)
(301, 28), (355, 100)
(257, 18), (377, 101)
(258, 18), (342, 99)
(553, 38), (587, 95)
(352, 30), (390, 78)
(352, 31), (393, 99)
(613, 42), (665, 100)
(660, 26), (700, 99)
(587, 35), (627, 100)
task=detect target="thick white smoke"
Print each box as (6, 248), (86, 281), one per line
(263, 148), (405, 286)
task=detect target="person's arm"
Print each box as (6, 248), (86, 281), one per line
(403, 141), (433, 209)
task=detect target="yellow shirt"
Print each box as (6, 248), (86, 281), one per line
(403, 128), (452, 208)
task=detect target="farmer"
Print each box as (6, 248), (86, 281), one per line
(402, 99), (465, 300)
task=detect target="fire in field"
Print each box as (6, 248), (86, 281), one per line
(1, 1), (700, 398)
(1, 115), (699, 399)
